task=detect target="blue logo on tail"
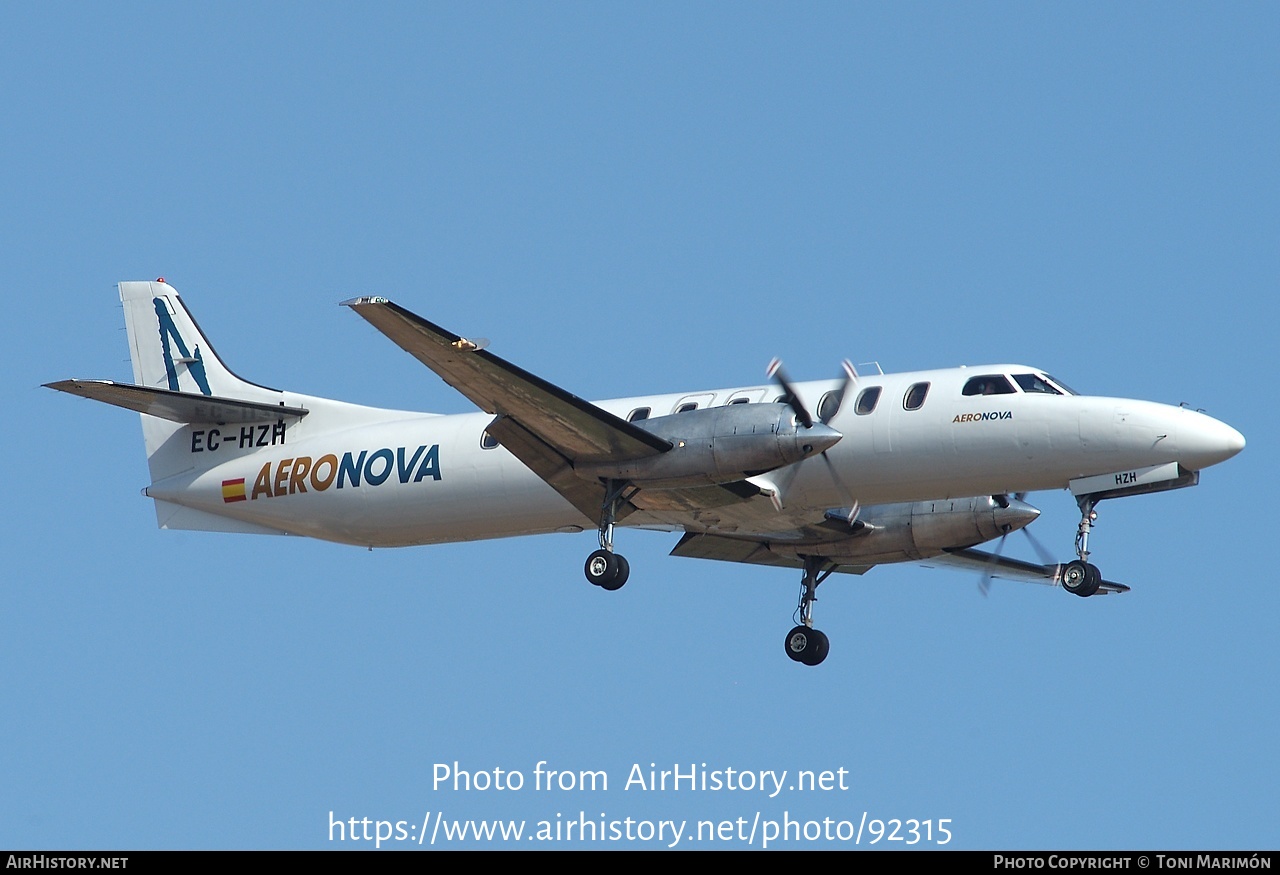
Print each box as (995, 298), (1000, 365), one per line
(154, 298), (212, 395)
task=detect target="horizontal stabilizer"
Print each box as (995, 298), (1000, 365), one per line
(931, 548), (1130, 594)
(44, 380), (309, 424)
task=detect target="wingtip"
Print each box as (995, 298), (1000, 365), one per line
(339, 296), (390, 308)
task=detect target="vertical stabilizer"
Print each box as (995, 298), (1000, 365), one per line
(119, 280), (276, 401)
(118, 280), (284, 479)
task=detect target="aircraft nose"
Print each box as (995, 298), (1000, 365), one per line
(800, 423), (843, 456)
(994, 497), (1040, 533)
(1177, 411), (1246, 470)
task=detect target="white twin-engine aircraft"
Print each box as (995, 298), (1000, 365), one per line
(48, 281), (1245, 666)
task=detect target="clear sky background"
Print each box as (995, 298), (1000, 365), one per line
(3, 3), (1276, 850)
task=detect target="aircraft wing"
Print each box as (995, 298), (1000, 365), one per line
(925, 548), (1131, 594)
(343, 297), (670, 462)
(344, 297), (767, 523)
(43, 380), (309, 424)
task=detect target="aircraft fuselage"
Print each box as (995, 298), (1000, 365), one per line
(143, 364), (1243, 549)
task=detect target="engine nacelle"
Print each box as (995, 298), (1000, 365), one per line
(771, 496), (1040, 565)
(576, 403), (841, 488)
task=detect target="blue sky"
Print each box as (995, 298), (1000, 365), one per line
(3, 3), (1276, 850)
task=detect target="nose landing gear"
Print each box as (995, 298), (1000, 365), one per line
(1061, 496), (1102, 597)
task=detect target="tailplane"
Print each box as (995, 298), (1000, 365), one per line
(47, 280), (306, 482)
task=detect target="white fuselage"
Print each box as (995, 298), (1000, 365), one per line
(144, 363), (1244, 548)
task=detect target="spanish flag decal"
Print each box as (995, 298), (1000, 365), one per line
(221, 478), (247, 503)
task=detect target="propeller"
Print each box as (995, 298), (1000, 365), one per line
(766, 358), (858, 426)
(764, 359), (860, 517)
(978, 493), (1055, 596)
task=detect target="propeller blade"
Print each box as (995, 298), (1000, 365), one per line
(766, 358), (814, 429)
(978, 532), (1009, 597)
(819, 359), (859, 425)
(1019, 526), (1056, 566)
(760, 461), (803, 512)
(820, 451), (859, 523)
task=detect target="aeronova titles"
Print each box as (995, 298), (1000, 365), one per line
(952, 411), (1013, 424)
(221, 445), (442, 503)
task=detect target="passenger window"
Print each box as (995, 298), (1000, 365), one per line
(1012, 374), (1062, 395)
(727, 397), (749, 405)
(816, 390), (843, 422)
(855, 386), (882, 415)
(480, 431), (499, 449)
(904, 382), (930, 411)
(772, 394), (788, 404)
(962, 375), (1016, 396)
(675, 402), (698, 414)
(627, 407), (651, 422)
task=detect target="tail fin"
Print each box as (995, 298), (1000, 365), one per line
(120, 280), (277, 401)
(117, 280), (292, 480)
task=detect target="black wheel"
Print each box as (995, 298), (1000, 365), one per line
(804, 629), (830, 666)
(1062, 560), (1100, 597)
(785, 625), (828, 665)
(600, 554), (629, 591)
(1081, 562), (1102, 597)
(585, 549), (619, 587)
(784, 625), (810, 662)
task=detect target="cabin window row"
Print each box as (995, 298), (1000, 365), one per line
(482, 372), (1071, 446)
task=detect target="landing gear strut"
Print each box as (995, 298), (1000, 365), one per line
(1061, 496), (1102, 598)
(785, 555), (833, 666)
(584, 480), (632, 591)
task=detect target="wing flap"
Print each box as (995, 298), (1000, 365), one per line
(44, 380), (309, 424)
(343, 298), (670, 462)
(630, 480), (763, 513)
(670, 532), (875, 576)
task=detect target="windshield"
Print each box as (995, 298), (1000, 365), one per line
(1041, 374), (1079, 396)
(1012, 373), (1062, 395)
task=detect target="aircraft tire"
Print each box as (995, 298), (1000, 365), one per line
(585, 549), (619, 587)
(802, 629), (830, 666)
(783, 624), (814, 665)
(1081, 563), (1102, 597)
(1062, 560), (1100, 598)
(601, 554), (629, 591)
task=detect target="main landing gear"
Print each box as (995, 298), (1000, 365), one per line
(785, 556), (834, 666)
(584, 480), (631, 591)
(1061, 496), (1102, 598)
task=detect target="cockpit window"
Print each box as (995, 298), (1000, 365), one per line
(855, 386), (881, 415)
(1042, 374), (1079, 396)
(962, 375), (1016, 396)
(904, 382), (930, 411)
(1012, 374), (1062, 395)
